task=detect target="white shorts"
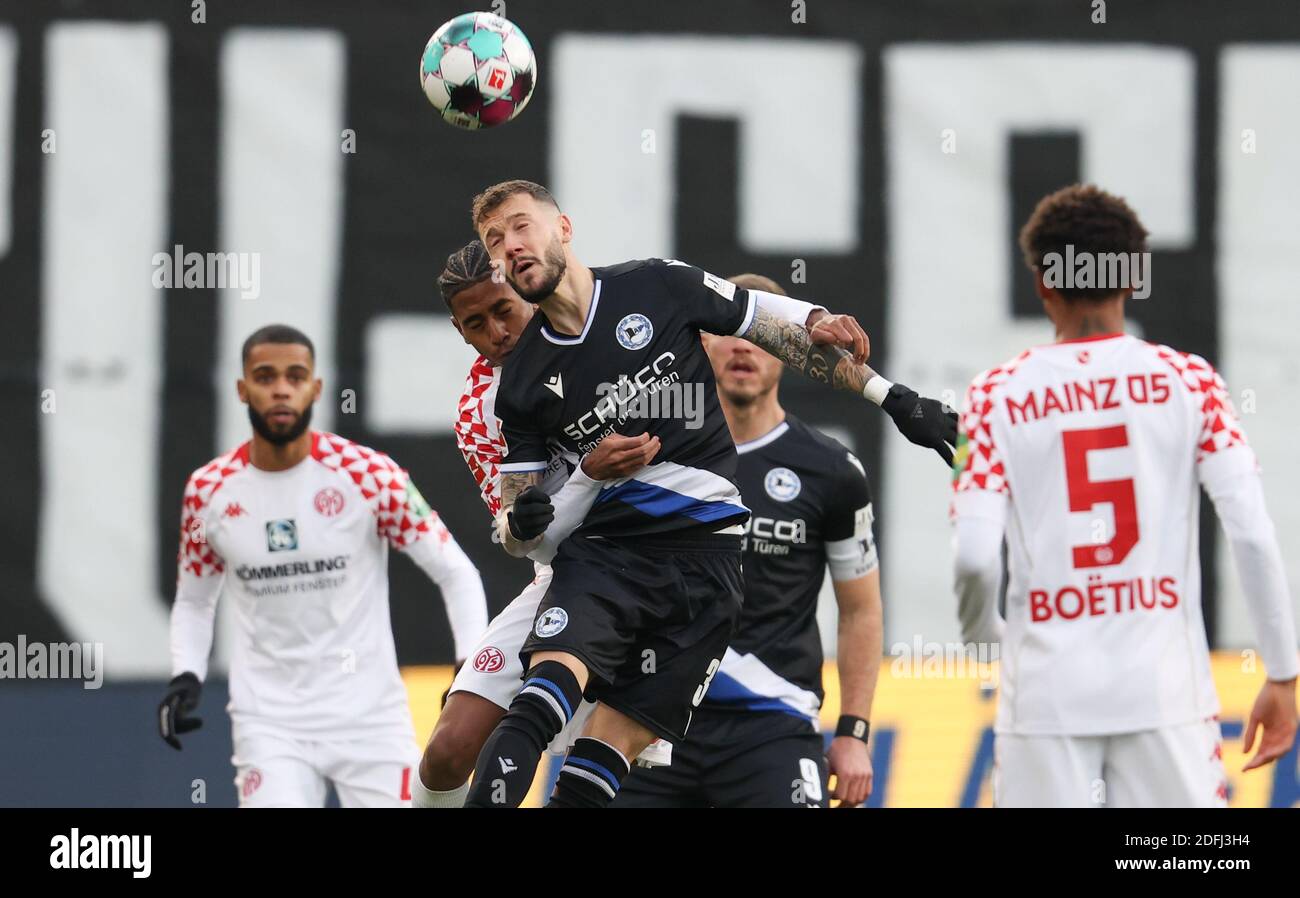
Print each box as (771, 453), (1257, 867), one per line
(993, 719), (1228, 808)
(448, 566), (595, 754)
(232, 728), (419, 808)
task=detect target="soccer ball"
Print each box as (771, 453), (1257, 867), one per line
(419, 11), (537, 130)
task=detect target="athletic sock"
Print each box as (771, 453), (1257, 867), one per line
(547, 737), (631, 808)
(464, 661), (583, 808)
(411, 773), (469, 808)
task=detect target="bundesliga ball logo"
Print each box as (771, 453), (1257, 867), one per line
(419, 12), (537, 130)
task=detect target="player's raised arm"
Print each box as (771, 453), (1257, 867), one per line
(657, 260), (957, 465)
(744, 304), (957, 464)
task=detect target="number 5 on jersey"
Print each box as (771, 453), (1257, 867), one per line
(1063, 425), (1139, 569)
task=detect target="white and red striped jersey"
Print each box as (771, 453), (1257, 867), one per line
(952, 333), (1297, 735)
(454, 355), (576, 522)
(170, 431), (486, 739)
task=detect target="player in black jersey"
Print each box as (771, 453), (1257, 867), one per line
(462, 180), (952, 808)
(614, 274), (881, 808)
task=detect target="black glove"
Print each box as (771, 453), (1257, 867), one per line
(159, 672), (203, 750)
(507, 486), (554, 541)
(881, 383), (958, 466)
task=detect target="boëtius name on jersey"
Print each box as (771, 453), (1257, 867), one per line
(1029, 574), (1181, 623)
(741, 515), (807, 555)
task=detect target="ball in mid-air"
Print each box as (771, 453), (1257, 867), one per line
(420, 11), (536, 130)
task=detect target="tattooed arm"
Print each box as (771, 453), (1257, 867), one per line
(494, 471), (545, 557)
(742, 304), (882, 395)
(740, 304), (959, 465)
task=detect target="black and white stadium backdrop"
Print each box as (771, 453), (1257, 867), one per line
(0, 0), (1297, 677)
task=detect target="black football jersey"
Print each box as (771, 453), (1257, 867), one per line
(702, 415), (876, 720)
(495, 259), (758, 539)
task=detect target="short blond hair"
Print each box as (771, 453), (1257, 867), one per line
(470, 179), (559, 231)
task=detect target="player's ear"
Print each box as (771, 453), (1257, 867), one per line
(450, 315), (468, 344)
(236, 378), (249, 404)
(311, 378), (322, 402)
(558, 212), (573, 244)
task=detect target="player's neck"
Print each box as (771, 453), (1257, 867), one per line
(722, 392), (786, 446)
(1053, 299), (1125, 343)
(538, 264), (595, 336)
(249, 431), (314, 472)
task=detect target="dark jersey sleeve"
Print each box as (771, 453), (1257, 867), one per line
(822, 449), (877, 580)
(654, 259), (757, 336)
(496, 390), (550, 475)
(823, 449), (873, 540)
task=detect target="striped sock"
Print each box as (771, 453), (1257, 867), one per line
(464, 661), (582, 808)
(548, 737), (631, 808)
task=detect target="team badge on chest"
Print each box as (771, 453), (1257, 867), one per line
(615, 313), (653, 350)
(764, 467), (802, 502)
(314, 487), (345, 517)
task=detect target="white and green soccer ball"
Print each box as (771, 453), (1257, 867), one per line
(419, 11), (537, 130)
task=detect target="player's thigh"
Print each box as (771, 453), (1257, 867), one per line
(1105, 720), (1228, 808)
(231, 731), (327, 808)
(448, 569), (551, 709)
(993, 732), (1106, 808)
(706, 733), (828, 809)
(324, 736), (421, 809)
(581, 701), (658, 762)
(596, 547), (744, 745)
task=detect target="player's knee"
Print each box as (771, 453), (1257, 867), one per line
(422, 718), (487, 788)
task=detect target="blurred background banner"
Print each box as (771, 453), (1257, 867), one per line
(0, 0), (1297, 802)
(3, 656), (1294, 806)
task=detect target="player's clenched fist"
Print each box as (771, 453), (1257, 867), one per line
(581, 432), (661, 480)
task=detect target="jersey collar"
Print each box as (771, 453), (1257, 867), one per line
(735, 420), (790, 454)
(541, 279), (603, 346)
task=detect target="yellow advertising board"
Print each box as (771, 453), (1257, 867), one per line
(402, 652), (1298, 807)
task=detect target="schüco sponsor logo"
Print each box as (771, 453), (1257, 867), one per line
(562, 351), (676, 440)
(234, 555), (350, 581)
(741, 516), (807, 554)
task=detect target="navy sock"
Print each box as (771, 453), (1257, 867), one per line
(547, 737), (631, 808)
(464, 661), (583, 808)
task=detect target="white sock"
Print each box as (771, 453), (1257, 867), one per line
(411, 773), (469, 809)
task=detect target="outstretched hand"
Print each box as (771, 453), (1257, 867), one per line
(881, 384), (958, 466)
